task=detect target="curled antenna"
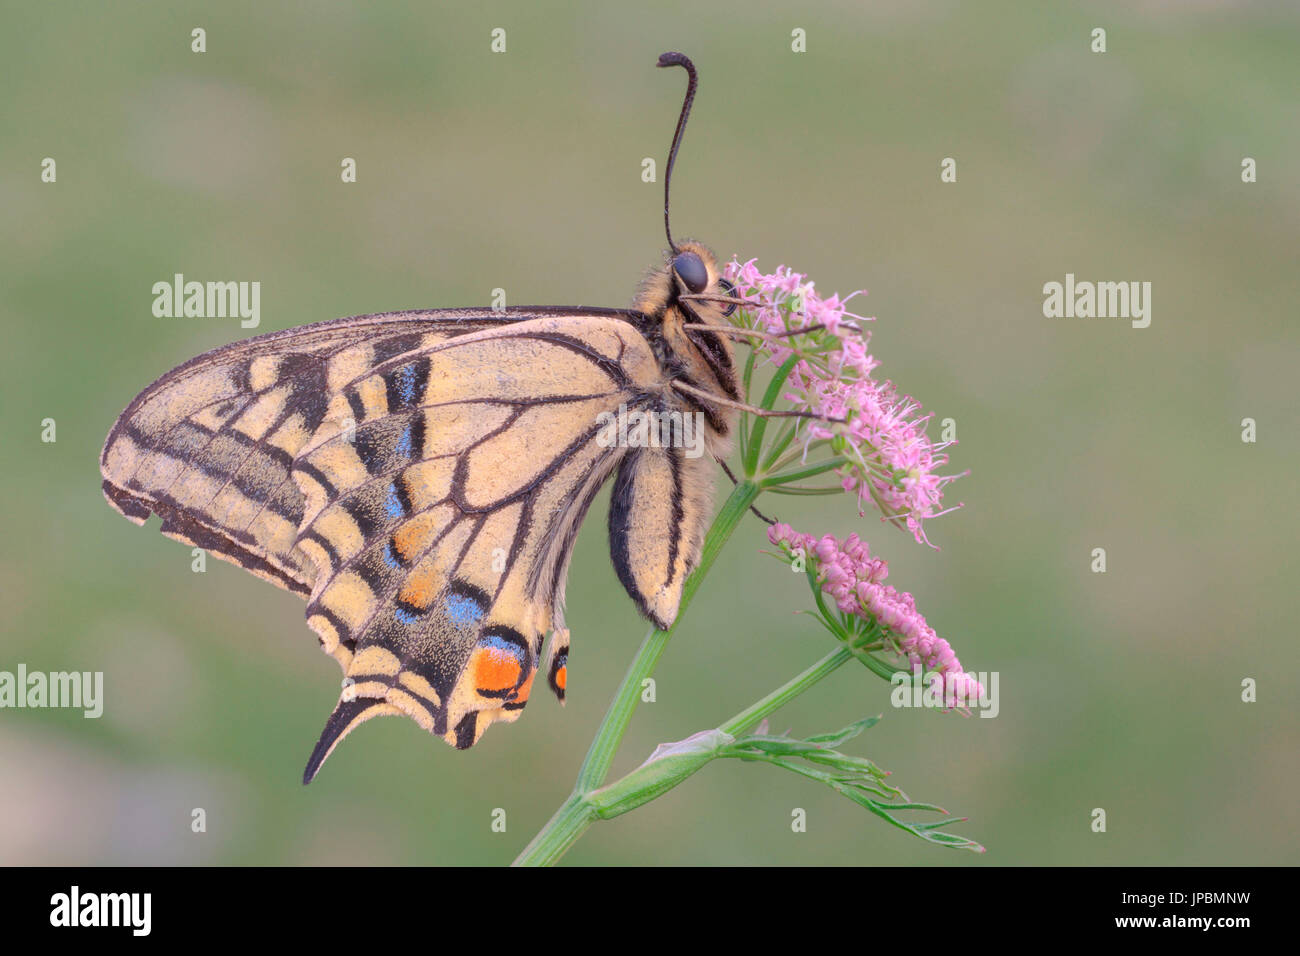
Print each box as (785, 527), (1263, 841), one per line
(657, 51), (697, 254)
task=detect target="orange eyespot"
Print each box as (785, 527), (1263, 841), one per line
(474, 645), (520, 692)
(547, 650), (569, 701)
(471, 632), (529, 697)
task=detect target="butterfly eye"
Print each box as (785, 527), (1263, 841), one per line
(717, 278), (737, 316)
(672, 251), (709, 294)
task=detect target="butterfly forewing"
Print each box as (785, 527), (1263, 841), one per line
(99, 310), (513, 594)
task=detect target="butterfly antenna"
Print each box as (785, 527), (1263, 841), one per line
(657, 51), (697, 255)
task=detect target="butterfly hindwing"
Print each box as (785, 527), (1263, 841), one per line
(294, 317), (671, 777)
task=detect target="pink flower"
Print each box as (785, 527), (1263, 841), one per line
(726, 259), (964, 547)
(767, 524), (982, 709)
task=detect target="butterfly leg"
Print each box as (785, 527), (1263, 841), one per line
(715, 457), (777, 526)
(670, 380), (846, 424)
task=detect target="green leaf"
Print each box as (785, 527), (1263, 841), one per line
(719, 718), (984, 853)
(805, 716), (881, 746)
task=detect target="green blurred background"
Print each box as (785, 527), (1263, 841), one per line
(2, 1), (1297, 865)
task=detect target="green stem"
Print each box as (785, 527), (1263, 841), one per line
(510, 794), (594, 867)
(758, 418), (799, 473)
(765, 444), (814, 475)
(584, 646), (853, 821)
(572, 623), (669, 794)
(718, 646), (851, 736)
(764, 484), (845, 496)
(857, 651), (912, 683)
(737, 348), (757, 465)
(513, 478), (762, 866)
(743, 355), (799, 476)
(761, 456), (848, 487)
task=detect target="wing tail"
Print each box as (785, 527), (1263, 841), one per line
(303, 695), (400, 784)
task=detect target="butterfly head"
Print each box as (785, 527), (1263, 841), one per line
(636, 239), (734, 320)
(671, 245), (738, 314)
(631, 239), (740, 446)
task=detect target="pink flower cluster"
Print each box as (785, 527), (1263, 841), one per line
(768, 523), (983, 708)
(725, 259), (962, 547)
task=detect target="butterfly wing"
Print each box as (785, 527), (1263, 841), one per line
(101, 307), (678, 780)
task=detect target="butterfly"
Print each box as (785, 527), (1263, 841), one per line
(100, 52), (783, 783)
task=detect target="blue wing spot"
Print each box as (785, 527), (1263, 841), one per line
(382, 540), (401, 570)
(396, 424), (413, 459)
(445, 592), (485, 629)
(383, 358), (429, 415)
(385, 483), (404, 520)
(396, 364), (417, 405)
(394, 606), (419, 626)
(480, 632), (523, 657)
